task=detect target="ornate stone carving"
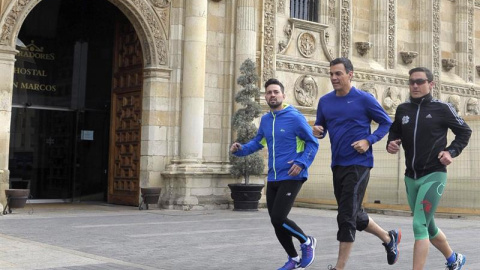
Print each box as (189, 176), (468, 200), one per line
(328, 0), (336, 24)
(432, 0), (441, 99)
(1, 0), (169, 66)
(359, 82), (378, 99)
(383, 86), (402, 115)
(387, 0), (396, 69)
(289, 18), (332, 61)
(355, 42), (372, 56)
(294, 75), (318, 107)
(442, 58), (457, 71)
(276, 56), (412, 86)
(263, 0), (276, 81)
(278, 22), (293, 53)
(399, 51), (418, 64)
(298, 32), (316, 58)
(467, 0), (474, 82)
(0, 0), (29, 45)
(476, 0), (480, 7)
(150, 0), (170, 6)
(447, 94), (461, 115)
(340, 0), (351, 57)
(466, 97), (479, 115)
(277, 0), (285, 13)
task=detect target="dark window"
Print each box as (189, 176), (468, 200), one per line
(290, 0), (318, 22)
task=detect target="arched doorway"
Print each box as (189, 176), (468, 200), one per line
(9, 0), (143, 205)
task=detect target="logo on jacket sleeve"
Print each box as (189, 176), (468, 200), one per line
(402, 115), (410, 125)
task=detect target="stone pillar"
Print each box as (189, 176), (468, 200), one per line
(234, 0), (257, 113)
(179, 0), (208, 163)
(417, 0), (434, 68)
(454, 0), (475, 83)
(0, 46), (17, 211)
(371, 0), (388, 67)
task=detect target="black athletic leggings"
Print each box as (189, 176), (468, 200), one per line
(266, 180), (307, 257)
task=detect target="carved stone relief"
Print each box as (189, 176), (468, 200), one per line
(328, 0), (336, 24)
(294, 75), (318, 107)
(0, 0), (169, 66)
(467, 0), (474, 83)
(278, 22), (293, 53)
(340, 0), (351, 57)
(447, 94), (461, 115)
(387, 0), (396, 69)
(432, 0), (441, 99)
(277, 0), (285, 14)
(297, 32), (316, 58)
(383, 86), (402, 115)
(359, 82), (378, 99)
(465, 97), (479, 115)
(263, 0), (276, 81)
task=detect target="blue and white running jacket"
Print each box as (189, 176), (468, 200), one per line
(234, 104), (319, 181)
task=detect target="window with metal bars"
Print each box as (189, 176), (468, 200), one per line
(290, 0), (318, 22)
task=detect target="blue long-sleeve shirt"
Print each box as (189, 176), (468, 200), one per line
(315, 87), (392, 167)
(234, 104), (319, 181)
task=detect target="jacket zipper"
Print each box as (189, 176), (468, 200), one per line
(412, 99), (424, 179)
(272, 112), (277, 180)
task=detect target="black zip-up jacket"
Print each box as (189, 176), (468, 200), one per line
(387, 93), (472, 179)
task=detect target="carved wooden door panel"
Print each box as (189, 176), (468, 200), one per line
(108, 18), (143, 206)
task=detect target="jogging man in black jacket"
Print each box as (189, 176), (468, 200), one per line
(386, 67), (472, 270)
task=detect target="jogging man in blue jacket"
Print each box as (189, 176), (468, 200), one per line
(314, 58), (400, 270)
(231, 78), (319, 270)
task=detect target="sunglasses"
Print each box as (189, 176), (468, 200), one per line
(408, 78), (430, 86)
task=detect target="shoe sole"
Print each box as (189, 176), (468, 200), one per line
(301, 237), (316, 268)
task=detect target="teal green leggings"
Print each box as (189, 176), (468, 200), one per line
(405, 172), (447, 240)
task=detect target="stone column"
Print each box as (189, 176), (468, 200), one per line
(234, 0), (256, 112)
(454, 0), (475, 83)
(370, 0), (388, 67)
(0, 46), (17, 210)
(179, 0), (208, 164)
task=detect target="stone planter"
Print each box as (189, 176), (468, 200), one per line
(3, 189), (30, 215)
(139, 187), (161, 210)
(228, 183), (265, 211)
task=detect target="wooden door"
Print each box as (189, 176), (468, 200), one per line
(108, 18), (143, 206)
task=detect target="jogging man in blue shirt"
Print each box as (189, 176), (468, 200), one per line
(231, 78), (319, 270)
(314, 58), (400, 270)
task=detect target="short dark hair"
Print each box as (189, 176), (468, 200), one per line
(264, 78), (285, 93)
(409, 67), (434, 82)
(330, 57), (354, 73)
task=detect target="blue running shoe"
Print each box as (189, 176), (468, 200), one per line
(278, 257), (301, 270)
(446, 253), (466, 270)
(300, 236), (316, 268)
(383, 229), (401, 265)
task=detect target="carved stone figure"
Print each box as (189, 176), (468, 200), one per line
(466, 97), (479, 115)
(447, 95), (461, 115)
(382, 86), (402, 115)
(294, 75), (317, 107)
(359, 82), (378, 99)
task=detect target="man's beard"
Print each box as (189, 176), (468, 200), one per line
(268, 100), (282, 109)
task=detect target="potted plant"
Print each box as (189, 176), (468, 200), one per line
(228, 58), (265, 211)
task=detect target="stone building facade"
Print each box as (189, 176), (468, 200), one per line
(0, 0), (479, 212)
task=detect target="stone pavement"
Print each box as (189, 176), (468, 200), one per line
(0, 203), (479, 270)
